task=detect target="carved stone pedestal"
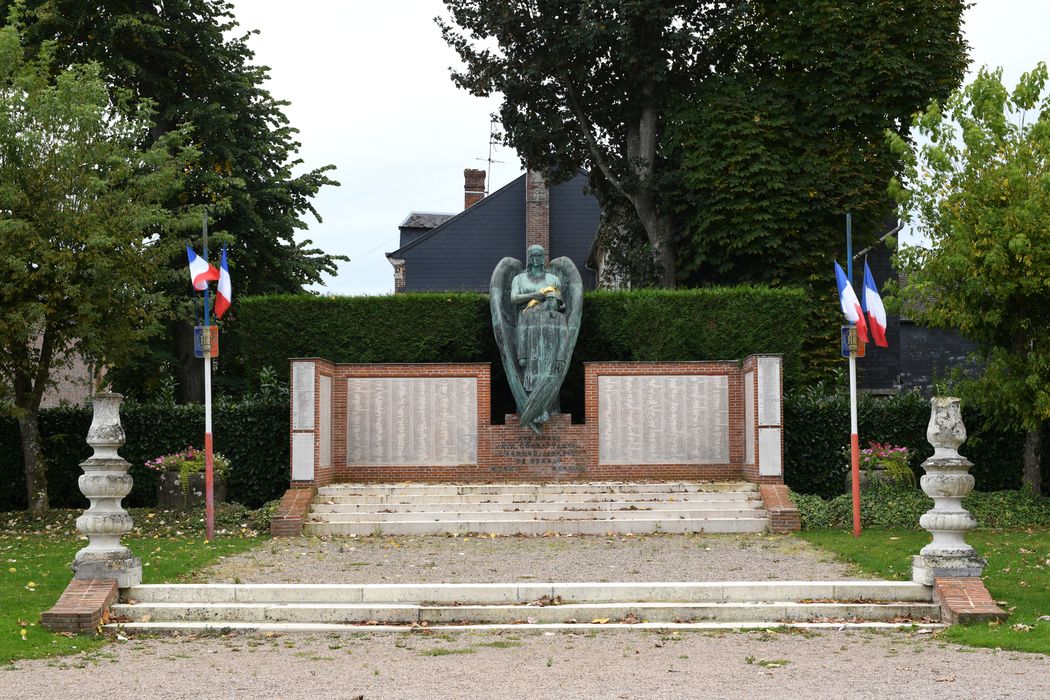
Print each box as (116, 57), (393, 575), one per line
(912, 397), (986, 585)
(71, 393), (142, 588)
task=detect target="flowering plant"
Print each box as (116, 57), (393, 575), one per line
(857, 442), (915, 487)
(145, 447), (230, 497)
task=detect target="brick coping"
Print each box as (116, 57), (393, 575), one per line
(759, 484), (800, 533)
(933, 577), (1008, 625)
(41, 578), (118, 634)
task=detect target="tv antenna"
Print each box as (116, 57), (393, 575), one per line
(475, 114), (503, 194)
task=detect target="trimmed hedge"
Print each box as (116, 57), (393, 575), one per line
(793, 483), (1050, 530)
(784, 386), (1031, 498)
(232, 287), (810, 420)
(0, 398), (288, 512)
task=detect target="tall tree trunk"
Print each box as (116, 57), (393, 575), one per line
(1022, 424), (1042, 496)
(632, 193), (677, 288)
(173, 320), (203, 403)
(17, 407), (48, 512)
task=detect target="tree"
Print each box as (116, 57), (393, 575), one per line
(887, 65), (1050, 495)
(6, 0), (344, 399)
(439, 1), (967, 290)
(440, 0), (747, 288)
(666, 0), (968, 287)
(0, 23), (199, 511)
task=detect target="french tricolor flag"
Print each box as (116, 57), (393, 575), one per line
(862, 260), (888, 348)
(834, 261), (869, 344)
(215, 246), (232, 319)
(186, 245), (219, 291)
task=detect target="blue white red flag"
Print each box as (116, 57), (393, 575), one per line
(862, 260), (888, 348)
(834, 261), (869, 344)
(215, 246), (232, 319)
(186, 245), (219, 291)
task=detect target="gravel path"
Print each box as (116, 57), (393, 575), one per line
(10, 628), (1048, 699)
(192, 533), (859, 584)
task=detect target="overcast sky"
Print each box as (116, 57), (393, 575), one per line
(229, 0), (1050, 295)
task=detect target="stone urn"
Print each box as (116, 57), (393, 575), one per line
(912, 397), (986, 585)
(156, 470), (228, 509)
(72, 393), (142, 588)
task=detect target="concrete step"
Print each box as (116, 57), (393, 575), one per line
(308, 508), (766, 523)
(309, 499), (764, 514)
(314, 491), (761, 506)
(302, 516), (770, 537)
(315, 482), (758, 497)
(123, 581), (934, 605)
(108, 620), (945, 634)
(111, 600), (939, 625)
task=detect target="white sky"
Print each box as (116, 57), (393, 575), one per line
(229, 0), (1050, 294)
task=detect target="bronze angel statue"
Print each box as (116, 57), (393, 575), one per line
(490, 245), (583, 433)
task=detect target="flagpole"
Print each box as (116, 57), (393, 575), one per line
(846, 213), (862, 537)
(202, 212), (215, 542)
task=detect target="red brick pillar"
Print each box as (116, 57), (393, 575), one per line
(525, 169), (550, 259)
(464, 168), (486, 209)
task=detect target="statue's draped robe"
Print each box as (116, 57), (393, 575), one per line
(511, 271), (567, 398)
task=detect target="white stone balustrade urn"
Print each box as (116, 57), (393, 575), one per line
(912, 396), (986, 585)
(71, 393), (142, 588)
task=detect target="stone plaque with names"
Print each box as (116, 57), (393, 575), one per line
(346, 377), (477, 465)
(598, 375), (729, 465)
(291, 361), (314, 430)
(318, 375), (332, 467)
(758, 356), (781, 425)
(744, 371), (755, 465)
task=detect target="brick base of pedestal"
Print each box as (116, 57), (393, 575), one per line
(934, 577), (1008, 625)
(270, 487), (317, 536)
(759, 484), (800, 533)
(40, 578), (118, 634)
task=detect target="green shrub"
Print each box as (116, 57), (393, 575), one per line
(793, 483), (1050, 530)
(784, 382), (1027, 497)
(0, 397), (288, 512)
(233, 287), (810, 420)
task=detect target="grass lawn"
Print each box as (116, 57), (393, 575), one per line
(800, 528), (1050, 655)
(0, 505), (267, 666)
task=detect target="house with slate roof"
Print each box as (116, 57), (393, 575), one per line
(386, 168), (602, 292)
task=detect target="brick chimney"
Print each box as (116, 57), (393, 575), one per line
(525, 169), (550, 261)
(464, 168), (486, 209)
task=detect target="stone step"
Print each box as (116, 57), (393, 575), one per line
(302, 517), (769, 537)
(308, 499), (765, 514)
(315, 482), (758, 497)
(123, 581), (934, 605)
(108, 620), (945, 634)
(309, 508), (767, 523)
(314, 491), (761, 506)
(110, 600), (940, 625)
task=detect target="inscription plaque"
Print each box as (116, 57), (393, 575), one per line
(758, 357), (781, 425)
(759, 427), (782, 476)
(744, 371), (755, 465)
(291, 433), (314, 481)
(347, 377), (477, 465)
(598, 375), (729, 465)
(318, 375), (332, 467)
(291, 362), (314, 430)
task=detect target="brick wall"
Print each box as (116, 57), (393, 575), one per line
(288, 358), (786, 486)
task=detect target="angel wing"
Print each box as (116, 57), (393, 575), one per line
(490, 256), (528, 414)
(518, 256), (583, 430)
